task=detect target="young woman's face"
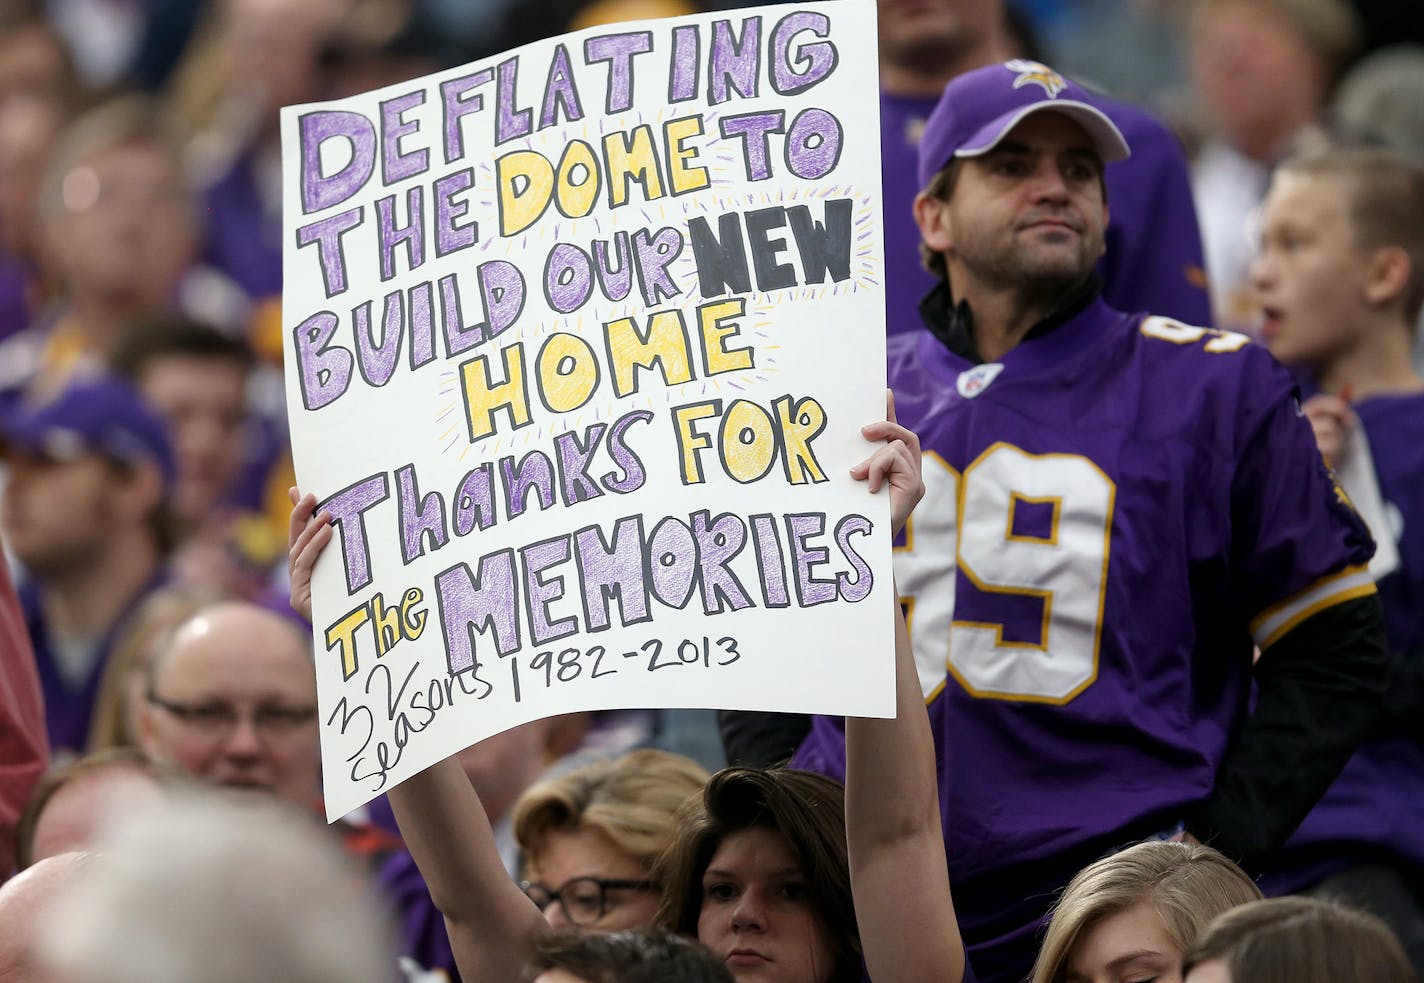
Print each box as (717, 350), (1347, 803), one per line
(1064, 898), (1184, 983)
(696, 825), (838, 983)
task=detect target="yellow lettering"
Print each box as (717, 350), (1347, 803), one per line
(536, 333), (599, 413)
(460, 343), (530, 442)
(673, 401), (721, 484)
(698, 298), (754, 377)
(720, 399), (777, 483)
(774, 395), (827, 484)
(605, 309), (694, 397)
(603, 124), (665, 208)
(324, 605), (370, 681)
(665, 115), (710, 195)
(496, 150), (555, 236)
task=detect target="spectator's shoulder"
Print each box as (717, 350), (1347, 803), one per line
(1087, 90), (1184, 155)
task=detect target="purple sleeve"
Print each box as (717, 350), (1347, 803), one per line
(1229, 352), (1375, 647)
(1097, 99), (1213, 326)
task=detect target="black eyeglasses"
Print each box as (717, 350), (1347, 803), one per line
(519, 877), (657, 926)
(146, 694), (317, 738)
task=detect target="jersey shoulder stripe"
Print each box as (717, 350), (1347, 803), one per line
(1249, 564), (1377, 650)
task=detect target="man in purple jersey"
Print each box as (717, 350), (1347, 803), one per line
(876, 0), (1210, 334)
(1250, 148), (1424, 973)
(719, 0), (1217, 768)
(784, 62), (1389, 983)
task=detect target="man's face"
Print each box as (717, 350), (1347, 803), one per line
(917, 112), (1108, 299)
(46, 140), (194, 305)
(137, 355), (248, 526)
(1, 451), (118, 577)
(140, 604), (320, 810)
(1251, 171), (1372, 367)
(877, 0), (996, 67)
(1189, 0), (1324, 157)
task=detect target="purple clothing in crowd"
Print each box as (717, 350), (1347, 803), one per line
(794, 301), (1373, 983)
(1259, 391), (1424, 893)
(0, 254), (31, 341)
(19, 573), (165, 754)
(879, 89), (1211, 335)
(201, 151), (282, 302)
(377, 847), (462, 983)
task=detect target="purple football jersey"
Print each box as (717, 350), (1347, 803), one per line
(879, 89), (1211, 336)
(1260, 390), (1424, 892)
(794, 302), (1374, 982)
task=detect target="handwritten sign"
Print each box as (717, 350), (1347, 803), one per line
(281, 0), (891, 819)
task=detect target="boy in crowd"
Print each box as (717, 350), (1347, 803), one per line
(1250, 148), (1424, 973)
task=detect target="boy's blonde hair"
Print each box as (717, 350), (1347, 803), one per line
(1278, 148), (1424, 322)
(1031, 841), (1263, 983)
(512, 748), (708, 870)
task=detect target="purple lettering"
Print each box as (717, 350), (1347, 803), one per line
(295, 207), (362, 297)
(785, 108), (842, 180)
(293, 311), (353, 410)
(720, 111), (785, 181)
(648, 516), (698, 609)
(434, 169), (478, 257)
(787, 512), (836, 606)
(440, 69), (494, 164)
(583, 31), (653, 114)
(453, 464), (497, 536)
(770, 12), (837, 95)
(434, 550), (519, 673)
(299, 110), (376, 213)
(708, 17), (761, 105)
(539, 44), (585, 129)
(521, 536), (577, 645)
(545, 242), (594, 314)
(397, 464), (449, 563)
(323, 474), (391, 594)
(380, 90), (429, 185)
(603, 409), (651, 493)
(691, 511), (753, 615)
(574, 516), (650, 630)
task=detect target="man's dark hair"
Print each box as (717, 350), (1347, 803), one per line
(110, 316), (254, 381)
(527, 928), (733, 983)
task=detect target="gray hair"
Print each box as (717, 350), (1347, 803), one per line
(39, 793), (394, 983)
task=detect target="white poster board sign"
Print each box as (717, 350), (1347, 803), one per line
(281, 0), (891, 819)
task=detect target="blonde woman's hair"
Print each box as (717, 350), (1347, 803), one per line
(1031, 841), (1264, 983)
(512, 748), (709, 871)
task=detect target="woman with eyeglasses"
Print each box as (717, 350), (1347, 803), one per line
(288, 403), (966, 983)
(512, 747), (710, 931)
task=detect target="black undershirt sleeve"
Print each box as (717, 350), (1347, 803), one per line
(716, 709), (812, 768)
(1185, 593), (1391, 861)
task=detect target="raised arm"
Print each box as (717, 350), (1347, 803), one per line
(288, 489), (550, 980)
(843, 405), (966, 983)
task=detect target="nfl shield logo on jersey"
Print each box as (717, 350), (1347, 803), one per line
(956, 363), (1005, 399)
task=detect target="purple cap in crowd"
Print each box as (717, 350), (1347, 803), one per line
(917, 59), (1132, 189)
(0, 374), (176, 488)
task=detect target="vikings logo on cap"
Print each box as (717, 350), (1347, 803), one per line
(1005, 59), (1066, 98)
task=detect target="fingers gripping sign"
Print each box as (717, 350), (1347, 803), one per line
(288, 485), (334, 624)
(851, 390), (926, 539)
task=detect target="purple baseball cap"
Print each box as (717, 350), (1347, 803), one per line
(917, 59), (1132, 189)
(0, 374), (176, 488)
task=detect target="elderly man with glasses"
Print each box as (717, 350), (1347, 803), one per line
(137, 600), (320, 811)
